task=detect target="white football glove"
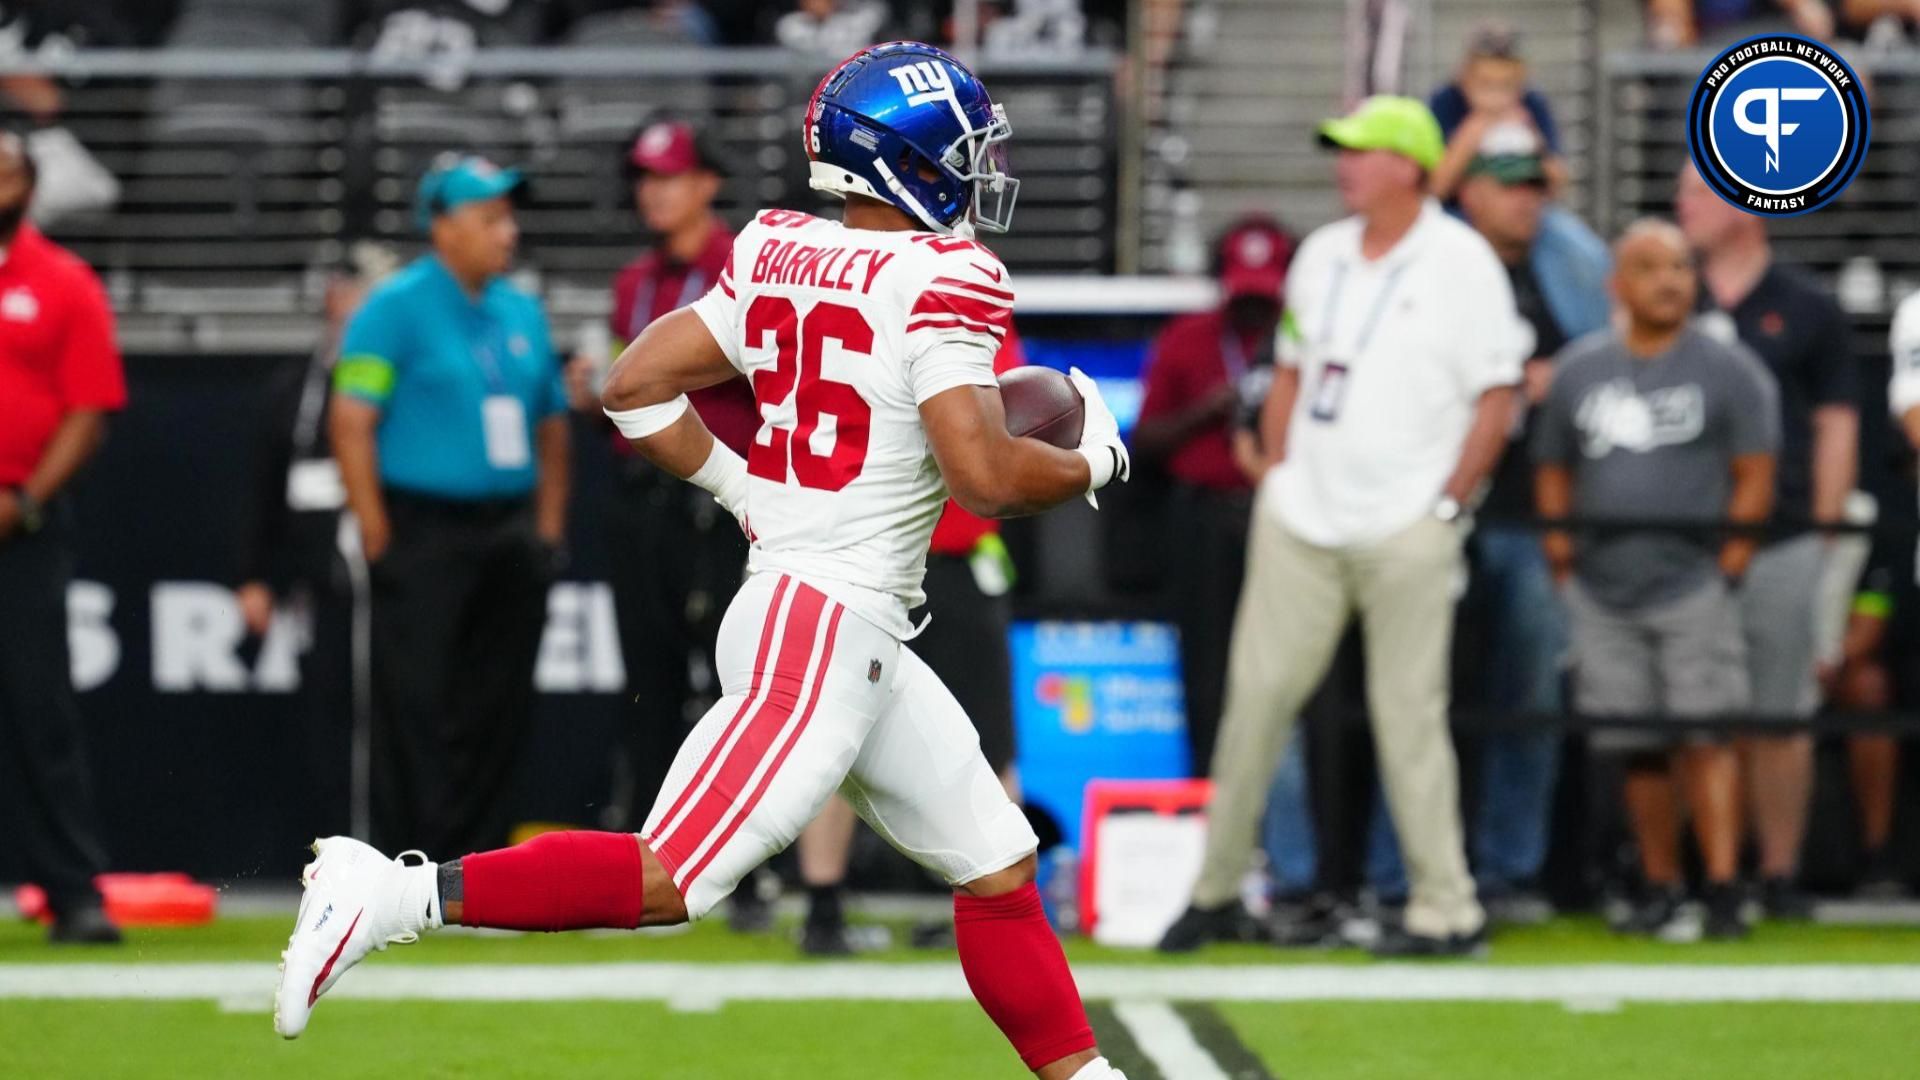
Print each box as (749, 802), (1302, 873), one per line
(1068, 366), (1131, 508)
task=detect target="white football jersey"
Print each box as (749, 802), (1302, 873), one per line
(688, 209), (1015, 636)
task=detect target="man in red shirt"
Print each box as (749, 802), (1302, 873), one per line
(0, 132), (126, 944)
(1134, 216), (1292, 772)
(566, 121), (761, 857)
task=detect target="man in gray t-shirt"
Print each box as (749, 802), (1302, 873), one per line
(1532, 219), (1778, 942)
(1533, 327), (1780, 608)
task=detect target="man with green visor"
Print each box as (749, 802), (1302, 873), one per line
(330, 154), (570, 856)
(1161, 97), (1526, 956)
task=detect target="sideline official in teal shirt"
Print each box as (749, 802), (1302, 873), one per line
(328, 155), (571, 855)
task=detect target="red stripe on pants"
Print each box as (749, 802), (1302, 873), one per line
(675, 603), (845, 892)
(646, 576), (793, 877)
(656, 582), (828, 881)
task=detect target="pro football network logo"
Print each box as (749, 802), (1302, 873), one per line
(1687, 35), (1869, 217)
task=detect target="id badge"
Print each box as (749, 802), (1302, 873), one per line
(481, 395), (531, 469)
(1308, 361), (1350, 422)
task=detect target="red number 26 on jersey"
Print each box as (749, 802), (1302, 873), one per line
(743, 296), (873, 491)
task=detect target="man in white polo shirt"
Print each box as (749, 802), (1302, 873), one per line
(1161, 96), (1527, 957)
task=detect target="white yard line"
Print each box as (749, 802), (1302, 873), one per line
(1109, 1001), (1232, 1080)
(5, 963), (1920, 1007)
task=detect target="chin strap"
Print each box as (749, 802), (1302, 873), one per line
(869, 154), (957, 235)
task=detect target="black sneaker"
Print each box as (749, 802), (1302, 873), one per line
(800, 921), (855, 956)
(1267, 892), (1344, 947)
(1615, 885), (1701, 943)
(1156, 902), (1268, 953)
(908, 919), (957, 950)
(1759, 876), (1814, 921)
(48, 905), (122, 946)
(726, 881), (774, 934)
(1856, 847), (1909, 901)
(798, 919), (889, 956)
(1704, 883), (1749, 941)
(1481, 886), (1554, 927)
(1369, 922), (1488, 959)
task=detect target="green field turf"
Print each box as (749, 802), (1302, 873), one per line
(5, 914), (1920, 1078)
(2, 996), (1914, 1079)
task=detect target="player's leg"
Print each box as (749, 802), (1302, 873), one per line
(274, 574), (886, 1037)
(445, 573), (888, 929)
(840, 648), (1121, 1080)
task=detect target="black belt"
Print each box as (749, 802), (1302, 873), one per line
(382, 487), (529, 524)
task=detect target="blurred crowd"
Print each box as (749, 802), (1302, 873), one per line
(1644, 0), (1920, 51)
(1154, 23), (1908, 956)
(0, 0), (1122, 56)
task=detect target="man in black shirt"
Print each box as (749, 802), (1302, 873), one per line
(1677, 164), (1860, 917)
(1451, 152), (1611, 916)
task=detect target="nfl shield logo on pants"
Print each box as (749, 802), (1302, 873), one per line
(868, 659), (883, 684)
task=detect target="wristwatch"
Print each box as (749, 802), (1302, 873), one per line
(1434, 495), (1462, 523)
(10, 489), (43, 535)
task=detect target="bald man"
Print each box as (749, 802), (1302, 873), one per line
(0, 132), (126, 944)
(1532, 220), (1779, 942)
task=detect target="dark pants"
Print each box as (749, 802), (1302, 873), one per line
(1467, 527), (1567, 892)
(1168, 484), (1253, 775)
(284, 542), (357, 842)
(369, 490), (549, 856)
(604, 464), (747, 828)
(0, 505), (109, 914)
(913, 553), (1015, 775)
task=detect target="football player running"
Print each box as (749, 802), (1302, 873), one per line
(276, 41), (1131, 1080)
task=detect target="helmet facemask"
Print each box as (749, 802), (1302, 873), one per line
(942, 104), (1019, 235)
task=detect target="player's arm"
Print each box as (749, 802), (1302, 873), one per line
(921, 367), (1129, 519)
(600, 307), (749, 520)
(921, 386), (1090, 518)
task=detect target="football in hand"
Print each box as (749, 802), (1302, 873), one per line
(998, 367), (1084, 449)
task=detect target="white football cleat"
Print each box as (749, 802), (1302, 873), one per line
(274, 836), (440, 1039)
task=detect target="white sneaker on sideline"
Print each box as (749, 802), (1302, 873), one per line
(274, 836), (440, 1038)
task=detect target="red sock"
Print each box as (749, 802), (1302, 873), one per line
(459, 831), (644, 932)
(954, 883), (1095, 1071)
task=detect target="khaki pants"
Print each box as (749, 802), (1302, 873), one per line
(1192, 511), (1483, 938)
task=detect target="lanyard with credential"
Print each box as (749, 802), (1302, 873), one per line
(459, 296), (512, 393)
(471, 307), (533, 469)
(1308, 258), (1410, 422)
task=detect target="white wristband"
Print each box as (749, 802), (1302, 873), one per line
(1074, 444), (1119, 493)
(688, 438), (750, 519)
(603, 394), (690, 440)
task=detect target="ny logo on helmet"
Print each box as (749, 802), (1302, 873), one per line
(888, 60), (955, 108)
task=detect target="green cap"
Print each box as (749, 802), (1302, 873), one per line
(1317, 96), (1445, 172)
(415, 154), (526, 231)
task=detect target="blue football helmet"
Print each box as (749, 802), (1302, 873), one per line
(805, 41), (1019, 237)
